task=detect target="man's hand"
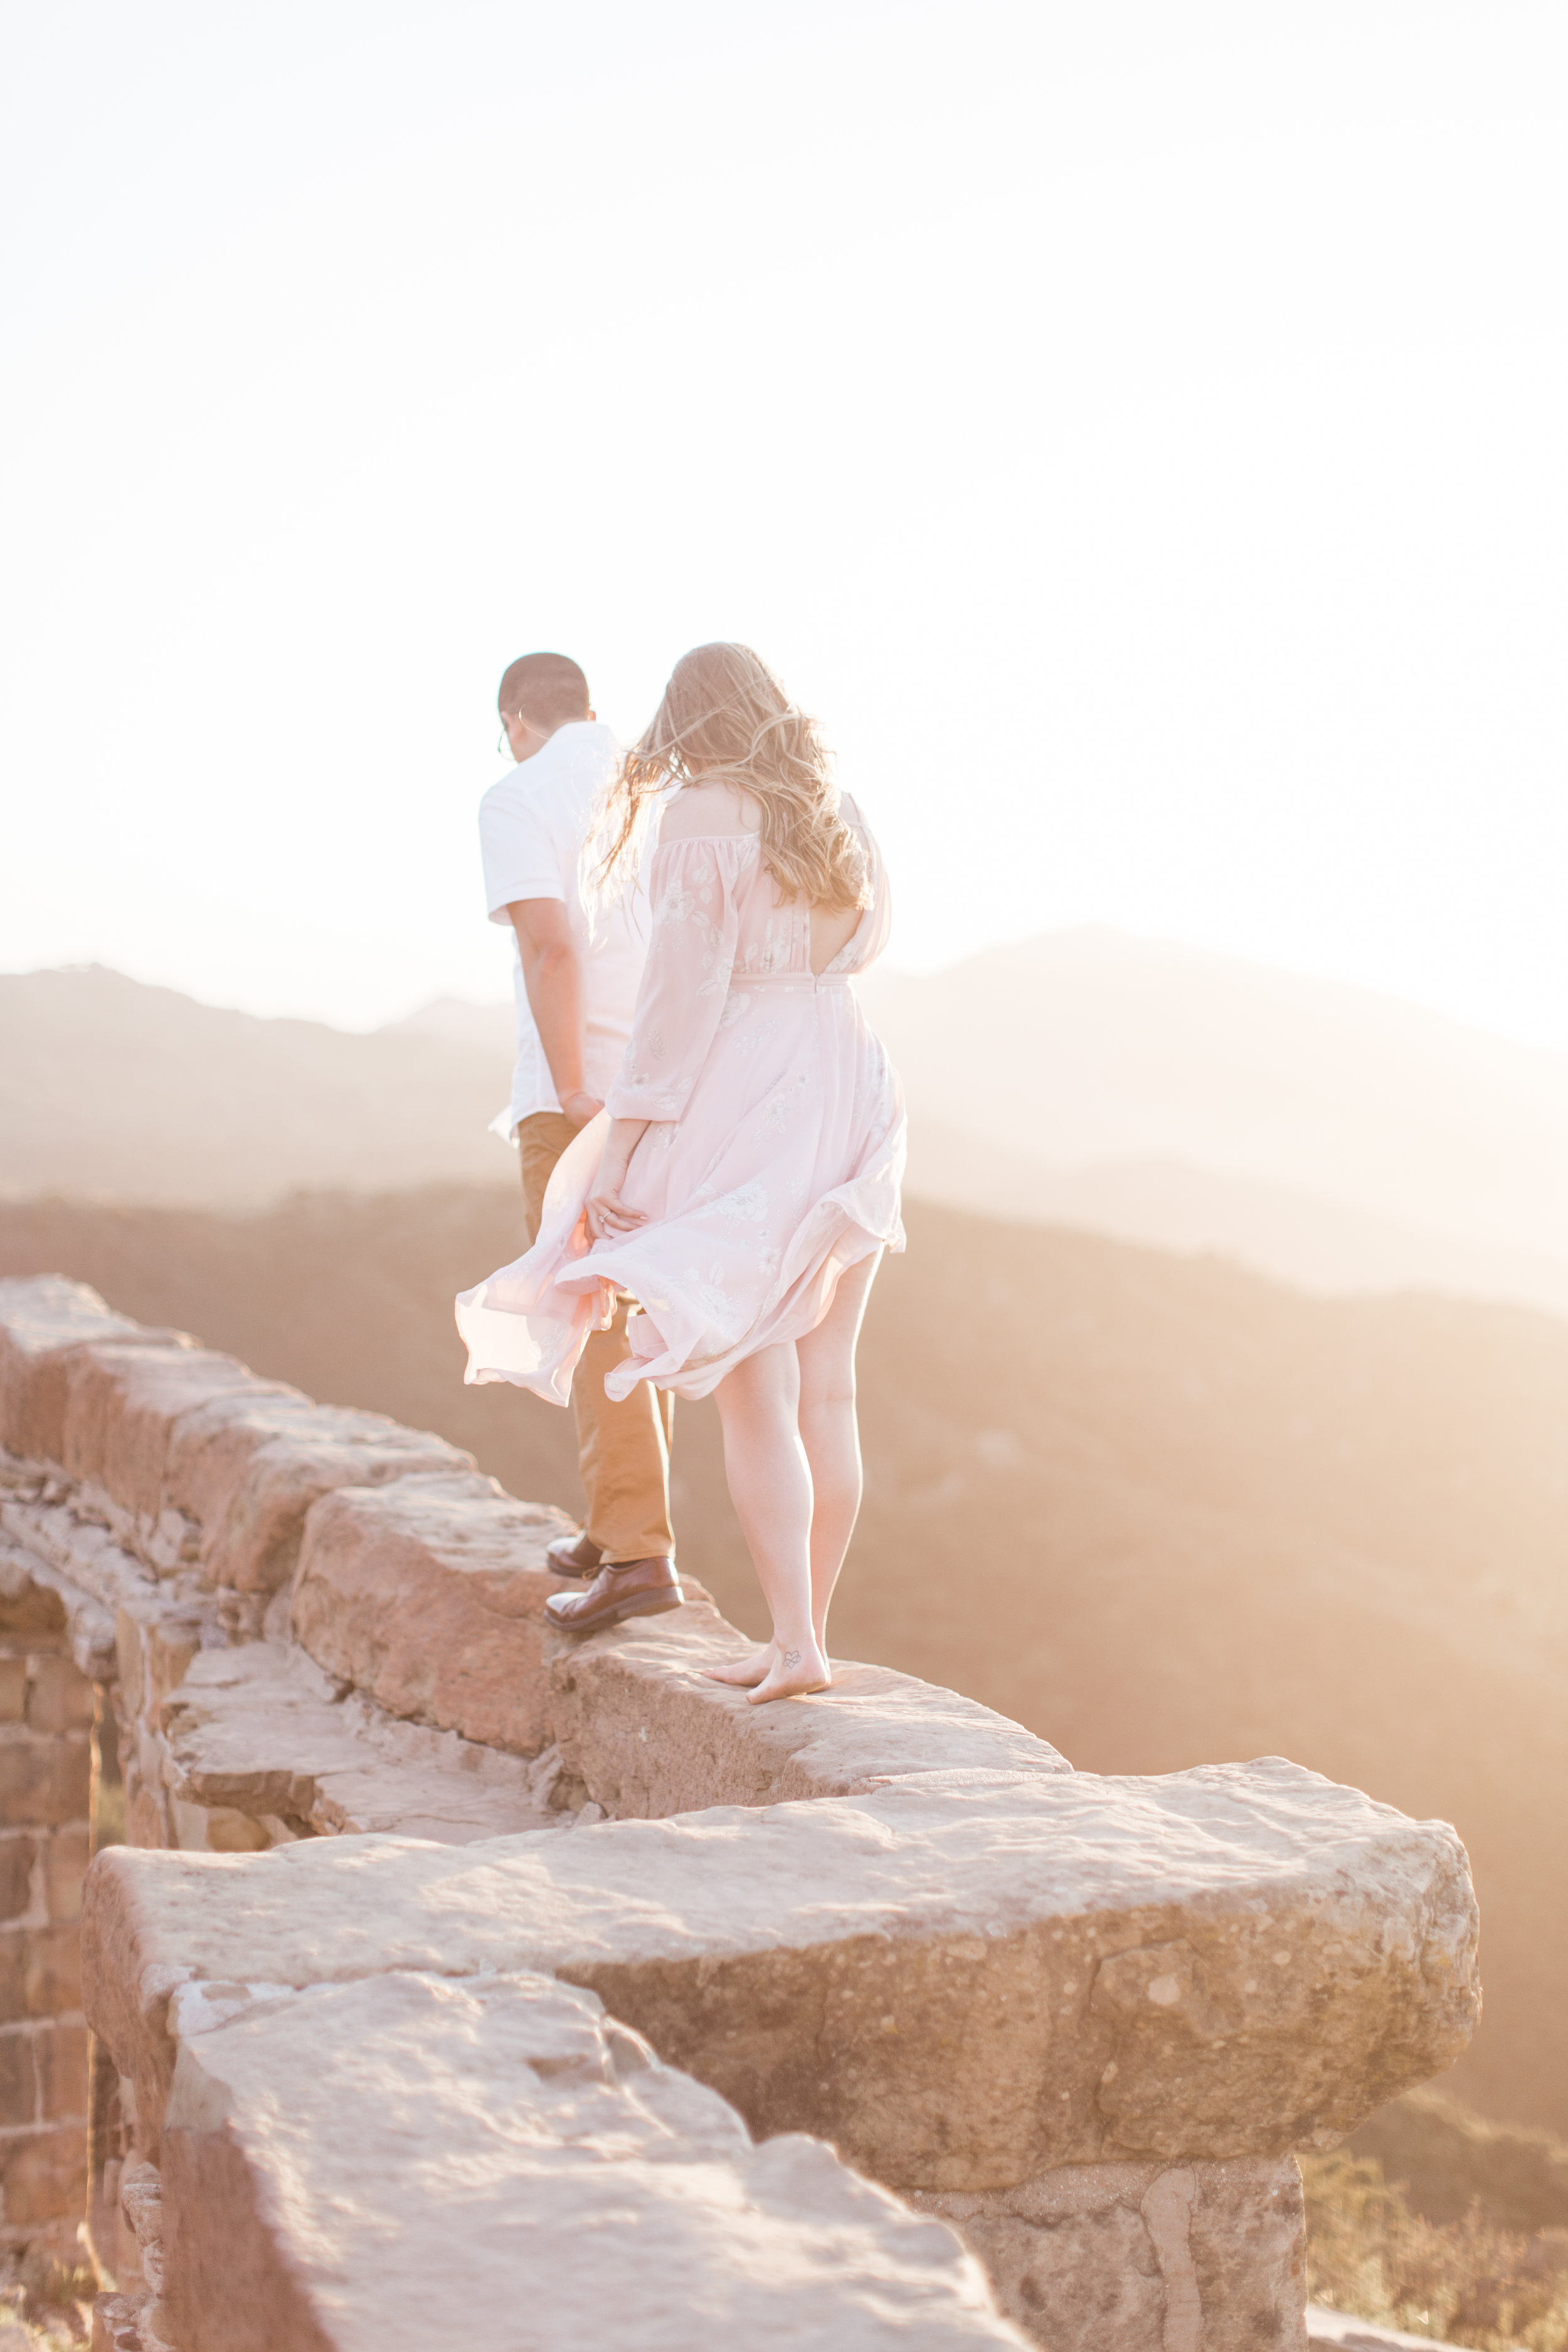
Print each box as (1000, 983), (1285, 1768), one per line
(561, 1091), (604, 1131)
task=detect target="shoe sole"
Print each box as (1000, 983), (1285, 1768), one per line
(548, 1589), (684, 1634)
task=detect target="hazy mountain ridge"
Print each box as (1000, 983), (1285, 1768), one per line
(11, 938), (1568, 1314)
(857, 928), (1568, 1261)
(0, 965), (515, 1201)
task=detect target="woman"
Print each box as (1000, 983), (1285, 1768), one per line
(457, 644), (905, 1703)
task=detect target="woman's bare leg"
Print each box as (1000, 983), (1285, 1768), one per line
(704, 1251), (881, 1696)
(795, 1249), (881, 1656)
(706, 1339), (829, 1702)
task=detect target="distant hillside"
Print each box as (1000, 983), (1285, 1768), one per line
(13, 946), (1568, 1315)
(861, 929), (1568, 1309)
(909, 1122), (1568, 1318)
(0, 967), (514, 1202)
(4, 1189), (1567, 2144)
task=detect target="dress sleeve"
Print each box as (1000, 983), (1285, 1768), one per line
(605, 839), (741, 1121)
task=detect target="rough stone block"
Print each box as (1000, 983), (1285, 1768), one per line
(0, 1658), (26, 1724)
(290, 1473), (573, 1755)
(61, 1343), (295, 1525)
(0, 2121), (86, 2227)
(548, 1584), (1070, 1812)
(127, 1782), (170, 1852)
(0, 1925), (82, 2021)
(0, 2026), (35, 2124)
(150, 1969), (1027, 2352)
(44, 1825), (91, 1924)
(913, 2156), (1307, 2351)
(91, 2292), (147, 2352)
(26, 1651), (95, 1735)
(169, 1800), (272, 1854)
(0, 1276), (157, 1465)
(161, 1645), (557, 1844)
(0, 1736), (90, 1828)
(115, 1596), (206, 1726)
(0, 1503), (134, 1673)
(164, 1392), (476, 1592)
(34, 2019), (89, 2119)
(0, 1571), (66, 1641)
(0, 1839), (33, 1923)
(83, 1757), (1477, 2193)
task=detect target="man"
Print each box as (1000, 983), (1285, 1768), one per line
(479, 651), (681, 1634)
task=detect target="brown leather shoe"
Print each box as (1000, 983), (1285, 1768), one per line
(544, 1556), (683, 1633)
(546, 1528), (605, 1580)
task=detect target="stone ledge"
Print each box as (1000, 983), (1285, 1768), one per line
(0, 1278), (179, 1468)
(914, 2156), (1306, 2352)
(161, 1643), (563, 1844)
(83, 1755), (1476, 2193)
(147, 1968), (1029, 2352)
(289, 1471), (575, 1756)
(60, 1342), (298, 1533)
(546, 1586), (1071, 1811)
(165, 1390), (474, 1592)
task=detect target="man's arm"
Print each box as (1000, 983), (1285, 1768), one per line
(507, 899), (602, 1130)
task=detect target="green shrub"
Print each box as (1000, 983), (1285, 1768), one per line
(1304, 2148), (1568, 2349)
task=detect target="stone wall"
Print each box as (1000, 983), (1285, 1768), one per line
(0, 1274), (1481, 2351)
(0, 1564), (93, 2267)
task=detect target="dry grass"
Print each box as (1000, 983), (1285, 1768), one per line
(1305, 2148), (1568, 2349)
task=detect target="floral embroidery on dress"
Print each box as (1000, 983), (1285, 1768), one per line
(686, 1262), (745, 1341)
(736, 1018), (781, 1062)
(737, 914), (794, 977)
(713, 1183), (768, 1224)
(695, 949), (733, 1000)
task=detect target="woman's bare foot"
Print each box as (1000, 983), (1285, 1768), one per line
(747, 1640), (831, 1705)
(703, 1641), (776, 1688)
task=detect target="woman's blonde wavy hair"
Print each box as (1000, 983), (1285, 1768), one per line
(595, 643), (869, 913)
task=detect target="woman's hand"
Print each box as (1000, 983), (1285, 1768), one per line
(583, 1117), (652, 1242)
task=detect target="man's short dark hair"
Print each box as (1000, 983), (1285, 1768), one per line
(497, 652), (591, 729)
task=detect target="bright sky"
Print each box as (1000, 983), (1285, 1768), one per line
(4, 2), (1565, 1038)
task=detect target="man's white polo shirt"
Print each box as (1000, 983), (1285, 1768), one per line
(479, 721), (647, 1139)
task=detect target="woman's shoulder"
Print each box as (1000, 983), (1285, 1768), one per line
(657, 781), (763, 844)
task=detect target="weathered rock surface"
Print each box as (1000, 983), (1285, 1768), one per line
(289, 1471), (574, 1754)
(0, 1278), (476, 1593)
(0, 1276), (176, 1466)
(548, 1588), (1071, 1810)
(59, 1340), (295, 1530)
(147, 1968), (1029, 2352)
(3, 1466), (164, 1681)
(914, 2156), (1307, 2351)
(165, 1389), (474, 1591)
(161, 1643), (561, 1843)
(83, 1756), (1477, 2191)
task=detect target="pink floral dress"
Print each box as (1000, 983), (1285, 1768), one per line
(455, 799), (906, 1402)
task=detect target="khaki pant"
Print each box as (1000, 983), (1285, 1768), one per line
(519, 1113), (675, 1564)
